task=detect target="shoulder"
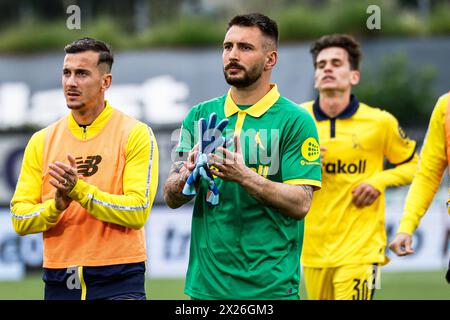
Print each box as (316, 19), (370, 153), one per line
(112, 107), (140, 124)
(437, 91), (449, 103)
(425, 92), (449, 128)
(109, 108), (149, 138)
(32, 127), (48, 139)
(193, 95), (226, 113)
(276, 96), (314, 117)
(21, 128), (48, 158)
(180, 95), (227, 128)
(435, 92), (449, 114)
(358, 102), (399, 125)
(128, 121), (156, 148)
(107, 108), (152, 143)
(298, 100), (315, 112)
(276, 96), (316, 127)
(28, 127), (48, 146)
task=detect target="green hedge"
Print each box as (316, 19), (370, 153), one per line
(353, 52), (437, 127)
(0, 1), (448, 53)
(0, 18), (130, 53)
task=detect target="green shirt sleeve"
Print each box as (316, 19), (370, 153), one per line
(175, 105), (198, 153)
(281, 109), (322, 189)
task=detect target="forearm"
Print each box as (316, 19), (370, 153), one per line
(365, 154), (418, 191)
(163, 161), (194, 209)
(10, 199), (62, 235)
(399, 157), (447, 234)
(68, 179), (151, 229)
(10, 129), (59, 235)
(398, 177), (432, 235)
(239, 169), (312, 220)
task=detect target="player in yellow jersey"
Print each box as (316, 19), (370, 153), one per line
(10, 38), (159, 299)
(389, 92), (450, 283)
(300, 34), (419, 299)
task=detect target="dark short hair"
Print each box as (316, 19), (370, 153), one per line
(227, 13), (279, 48)
(310, 34), (362, 70)
(64, 37), (114, 72)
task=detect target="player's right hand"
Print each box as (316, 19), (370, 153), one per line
(185, 144), (199, 172)
(389, 232), (415, 256)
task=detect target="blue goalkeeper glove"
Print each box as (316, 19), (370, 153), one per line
(182, 113), (230, 205)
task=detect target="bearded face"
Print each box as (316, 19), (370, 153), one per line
(223, 60), (265, 88)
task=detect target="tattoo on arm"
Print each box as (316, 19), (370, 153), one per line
(164, 161), (192, 208)
(170, 161), (185, 175)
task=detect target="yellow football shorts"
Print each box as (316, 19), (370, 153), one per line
(303, 264), (380, 300)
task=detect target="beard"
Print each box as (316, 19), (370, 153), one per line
(223, 62), (264, 88)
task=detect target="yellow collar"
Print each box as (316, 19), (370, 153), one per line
(224, 84), (280, 118)
(68, 100), (113, 140)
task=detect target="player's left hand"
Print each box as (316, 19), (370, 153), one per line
(351, 182), (380, 208)
(389, 232), (415, 256)
(209, 135), (250, 183)
(48, 154), (79, 194)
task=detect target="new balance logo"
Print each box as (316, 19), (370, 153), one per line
(75, 155), (102, 177)
(324, 160), (367, 174)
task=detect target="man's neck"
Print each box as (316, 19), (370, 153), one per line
(319, 90), (351, 118)
(230, 79), (272, 105)
(72, 100), (106, 126)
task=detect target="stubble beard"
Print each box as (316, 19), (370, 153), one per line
(224, 63), (264, 88)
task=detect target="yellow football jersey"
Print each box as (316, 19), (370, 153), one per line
(399, 92), (450, 234)
(301, 96), (418, 267)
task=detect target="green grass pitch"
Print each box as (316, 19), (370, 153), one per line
(0, 270), (447, 300)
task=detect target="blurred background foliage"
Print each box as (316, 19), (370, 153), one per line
(0, 0), (447, 127)
(0, 0), (449, 53)
(354, 52), (437, 127)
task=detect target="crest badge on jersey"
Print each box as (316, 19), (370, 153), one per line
(301, 137), (320, 162)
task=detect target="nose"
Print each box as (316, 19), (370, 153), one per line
(64, 73), (77, 88)
(323, 61), (333, 73)
(228, 46), (239, 61)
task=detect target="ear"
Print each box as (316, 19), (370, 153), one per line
(264, 51), (277, 71)
(101, 73), (112, 92)
(350, 70), (360, 86)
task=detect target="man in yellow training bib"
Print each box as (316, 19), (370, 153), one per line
(10, 38), (159, 300)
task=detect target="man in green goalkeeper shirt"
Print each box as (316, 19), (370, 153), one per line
(163, 13), (321, 299)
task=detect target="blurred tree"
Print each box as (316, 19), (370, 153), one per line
(354, 52), (437, 127)
(148, 0), (184, 26)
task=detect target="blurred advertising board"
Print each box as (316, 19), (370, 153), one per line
(0, 188), (448, 281)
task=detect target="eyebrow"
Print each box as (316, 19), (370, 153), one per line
(315, 58), (343, 66)
(63, 67), (91, 73)
(223, 41), (255, 48)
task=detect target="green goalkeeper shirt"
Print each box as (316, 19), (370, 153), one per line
(176, 84), (322, 299)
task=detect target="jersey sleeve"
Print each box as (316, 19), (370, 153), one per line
(281, 110), (322, 189)
(383, 111), (417, 165)
(398, 94), (449, 234)
(364, 112), (418, 191)
(68, 123), (159, 230)
(10, 129), (64, 235)
(175, 105), (198, 154)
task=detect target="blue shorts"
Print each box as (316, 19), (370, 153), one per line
(43, 262), (146, 300)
